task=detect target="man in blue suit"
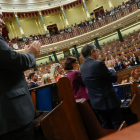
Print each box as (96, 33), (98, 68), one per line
(80, 44), (123, 129)
(29, 73), (39, 89)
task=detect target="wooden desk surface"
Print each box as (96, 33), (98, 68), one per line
(99, 122), (140, 140)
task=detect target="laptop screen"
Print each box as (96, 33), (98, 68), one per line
(113, 83), (132, 101)
(114, 86), (125, 100)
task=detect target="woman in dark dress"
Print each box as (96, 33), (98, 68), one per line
(64, 56), (89, 101)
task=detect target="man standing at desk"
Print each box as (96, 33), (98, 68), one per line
(0, 10), (41, 140)
(80, 44), (123, 129)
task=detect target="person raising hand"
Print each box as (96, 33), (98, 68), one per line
(131, 69), (139, 81)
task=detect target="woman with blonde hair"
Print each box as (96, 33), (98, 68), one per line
(41, 73), (52, 85)
(50, 63), (64, 82)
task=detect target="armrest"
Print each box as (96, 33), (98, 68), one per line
(118, 121), (127, 131)
(33, 111), (49, 130)
(104, 121), (127, 136)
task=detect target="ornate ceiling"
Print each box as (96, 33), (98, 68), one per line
(1, 0), (58, 5)
(0, 0), (77, 12)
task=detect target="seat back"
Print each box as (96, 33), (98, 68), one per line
(40, 77), (89, 140)
(76, 99), (105, 140)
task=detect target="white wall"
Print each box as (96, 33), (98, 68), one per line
(65, 6), (86, 25)
(20, 18), (39, 37)
(43, 13), (64, 30)
(112, 0), (129, 7)
(5, 0), (129, 39)
(86, 0), (110, 13)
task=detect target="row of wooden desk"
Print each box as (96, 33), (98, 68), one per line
(30, 77), (140, 140)
(116, 65), (140, 83)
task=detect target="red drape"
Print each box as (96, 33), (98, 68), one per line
(47, 24), (58, 34)
(93, 6), (105, 18)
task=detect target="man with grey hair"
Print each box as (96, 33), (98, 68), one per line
(0, 10), (41, 139)
(80, 44), (123, 129)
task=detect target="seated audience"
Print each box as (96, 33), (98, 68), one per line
(64, 56), (89, 101)
(122, 55), (126, 61)
(114, 58), (124, 71)
(105, 9), (110, 16)
(74, 23), (80, 29)
(123, 57), (131, 68)
(135, 46), (140, 51)
(121, 2), (126, 9)
(110, 55), (114, 60)
(71, 25), (76, 31)
(50, 63), (64, 82)
(37, 76), (42, 85)
(26, 80), (30, 88)
(132, 53), (139, 66)
(41, 73), (52, 85)
(121, 79), (128, 84)
(129, 76), (134, 83)
(131, 69), (139, 82)
(110, 7), (115, 15)
(29, 72), (39, 89)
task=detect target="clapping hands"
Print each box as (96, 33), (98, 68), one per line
(25, 41), (41, 57)
(131, 69), (139, 81)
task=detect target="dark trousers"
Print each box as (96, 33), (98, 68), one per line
(0, 122), (34, 140)
(95, 107), (123, 129)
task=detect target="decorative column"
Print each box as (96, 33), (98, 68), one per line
(73, 45), (81, 65)
(60, 6), (73, 37)
(8, 21), (15, 39)
(53, 51), (59, 63)
(34, 66), (38, 71)
(72, 49), (76, 56)
(35, 19), (41, 34)
(94, 38), (101, 50)
(82, 0), (94, 30)
(14, 12), (26, 41)
(117, 28), (123, 42)
(107, 0), (113, 9)
(59, 14), (65, 29)
(49, 56), (53, 62)
(38, 11), (52, 43)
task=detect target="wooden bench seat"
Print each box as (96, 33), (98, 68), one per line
(76, 98), (127, 140)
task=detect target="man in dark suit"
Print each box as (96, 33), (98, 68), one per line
(0, 11), (41, 140)
(80, 44), (123, 129)
(29, 72), (39, 89)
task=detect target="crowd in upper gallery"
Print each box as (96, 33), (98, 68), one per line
(5, 0), (138, 42)
(25, 32), (140, 89)
(24, 29), (140, 82)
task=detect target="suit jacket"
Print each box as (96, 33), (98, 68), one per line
(114, 61), (124, 71)
(132, 56), (139, 65)
(0, 35), (36, 135)
(29, 81), (39, 89)
(66, 71), (89, 100)
(80, 58), (121, 110)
